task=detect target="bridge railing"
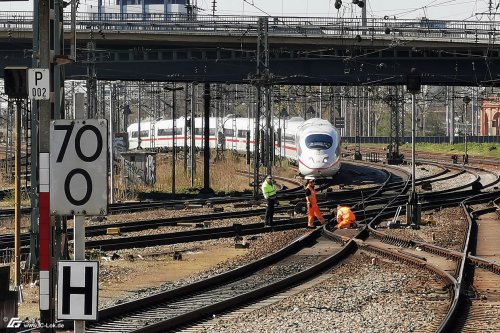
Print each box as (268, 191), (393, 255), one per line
(0, 11), (498, 44)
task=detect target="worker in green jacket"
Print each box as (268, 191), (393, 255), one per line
(261, 175), (277, 226)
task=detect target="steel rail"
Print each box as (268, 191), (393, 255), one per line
(0, 163), (480, 254)
(82, 228), (341, 333)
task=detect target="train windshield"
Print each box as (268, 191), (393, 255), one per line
(305, 134), (333, 150)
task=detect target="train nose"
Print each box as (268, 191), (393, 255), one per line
(308, 154), (329, 164)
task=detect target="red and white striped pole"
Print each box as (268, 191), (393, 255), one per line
(39, 153), (51, 313)
(38, 1), (55, 329)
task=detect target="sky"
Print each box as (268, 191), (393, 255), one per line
(1, 0), (499, 21)
(196, 0), (499, 21)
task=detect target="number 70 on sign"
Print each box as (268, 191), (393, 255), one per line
(50, 120), (108, 216)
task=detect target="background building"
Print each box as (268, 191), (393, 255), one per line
(481, 97), (500, 136)
(84, 0), (195, 17)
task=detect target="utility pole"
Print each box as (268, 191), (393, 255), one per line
(463, 96), (471, 164)
(186, 0), (193, 19)
(361, 0), (367, 33)
(202, 83), (212, 193)
(406, 69), (421, 229)
(385, 87), (403, 164)
(37, 0), (56, 330)
(249, 17), (271, 199)
(137, 83), (142, 149)
(15, 99), (21, 291)
(449, 86), (455, 144)
(110, 83), (117, 204)
(3, 67), (29, 305)
(184, 83), (189, 171)
(172, 86), (176, 195)
(212, 0), (217, 16)
(354, 86), (362, 160)
(164, 84), (184, 195)
(190, 84), (196, 187)
(86, 39), (97, 119)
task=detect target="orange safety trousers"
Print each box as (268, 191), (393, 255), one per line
(308, 203), (326, 227)
(306, 183), (326, 227)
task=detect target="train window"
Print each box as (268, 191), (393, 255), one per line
(284, 134), (295, 143)
(305, 134), (333, 150)
(158, 128), (181, 136)
(223, 128), (235, 137)
(131, 130), (149, 138)
(157, 128), (168, 136)
(195, 128), (216, 135)
(237, 130), (249, 138)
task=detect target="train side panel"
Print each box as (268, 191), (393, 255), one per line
(128, 116), (341, 179)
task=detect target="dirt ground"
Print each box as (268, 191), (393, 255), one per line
(17, 244), (247, 320)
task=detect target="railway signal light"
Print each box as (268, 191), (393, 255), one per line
(406, 69), (421, 94)
(4, 67), (28, 99)
(335, 0), (342, 10)
(122, 105), (132, 116)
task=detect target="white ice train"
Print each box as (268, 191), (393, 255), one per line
(127, 116), (341, 178)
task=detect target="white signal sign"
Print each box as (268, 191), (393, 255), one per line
(57, 261), (99, 320)
(334, 117), (345, 129)
(28, 69), (49, 100)
(50, 119), (108, 215)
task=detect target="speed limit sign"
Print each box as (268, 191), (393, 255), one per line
(50, 119), (108, 215)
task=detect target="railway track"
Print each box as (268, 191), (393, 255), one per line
(11, 157), (499, 333)
(3, 160), (497, 257)
(0, 161), (397, 252)
(359, 190), (500, 332)
(83, 228), (351, 333)
(80, 176), (500, 332)
(447, 193), (500, 332)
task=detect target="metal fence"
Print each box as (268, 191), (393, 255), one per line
(343, 136), (500, 144)
(0, 11), (498, 44)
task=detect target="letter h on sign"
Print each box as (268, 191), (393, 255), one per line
(62, 266), (93, 316)
(57, 261), (98, 320)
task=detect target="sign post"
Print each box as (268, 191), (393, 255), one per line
(51, 119), (107, 332)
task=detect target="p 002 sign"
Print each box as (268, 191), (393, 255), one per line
(50, 120), (108, 215)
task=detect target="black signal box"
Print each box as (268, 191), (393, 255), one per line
(4, 67), (28, 98)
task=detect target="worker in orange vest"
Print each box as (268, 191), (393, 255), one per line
(305, 179), (327, 228)
(335, 205), (356, 229)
